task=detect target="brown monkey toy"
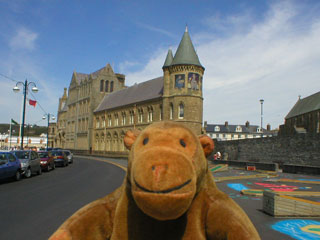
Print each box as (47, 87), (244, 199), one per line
(50, 121), (260, 240)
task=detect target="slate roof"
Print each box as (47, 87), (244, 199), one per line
(95, 77), (163, 112)
(285, 91), (320, 119)
(206, 124), (266, 134)
(171, 27), (203, 68)
(163, 49), (173, 68)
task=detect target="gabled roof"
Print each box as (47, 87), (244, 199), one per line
(285, 91), (320, 119)
(171, 27), (203, 68)
(95, 77), (163, 112)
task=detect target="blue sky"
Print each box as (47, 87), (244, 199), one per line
(0, 0), (320, 130)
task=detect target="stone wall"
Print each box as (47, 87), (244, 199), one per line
(213, 134), (320, 167)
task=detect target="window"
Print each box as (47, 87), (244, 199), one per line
(170, 104), (173, 120)
(114, 113), (119, 126)
(96, 118), (100, 128)
(105, 80), (109, 92)
(100, 80), (104, 92)
(108, 115), (112, 127)
(257, 127), (262, 133)
(102, 117), (106, 127)
(122, 112), (126, 125)
(8, 153), (16, 162)
(147, 107), (153, 122)
(110, 81), (114, 92)
(129, 110), (134, 125)
(178, 103), (184, 119)
(138, 108), (143, 123)
(236, 126), (242, 132)
(214, 126), (220, 132)
(160, 105), (163, 120)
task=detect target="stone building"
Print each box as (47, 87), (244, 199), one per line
(205, 121), (274, 141)
(54, 27), (204, 154)
(93, 27), (204, 154)
(54, 65), (126, 151)
(280, 91), (320, 135)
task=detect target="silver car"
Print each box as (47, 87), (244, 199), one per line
(63, 150), (74, 164)
(12, 150), (42, 178)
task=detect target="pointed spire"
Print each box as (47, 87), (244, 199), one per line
(163, 49), (173, 68)
(171, 28), (203, 68)
(185, 24), (188, 33)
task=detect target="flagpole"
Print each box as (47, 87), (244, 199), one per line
(9, 120), (12, 149)
(19, 94), (24, 140)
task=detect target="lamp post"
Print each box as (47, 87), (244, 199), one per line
(260, 99), (264, 129)
(43, 114), (55, 150)
(13, 79), (38, 150)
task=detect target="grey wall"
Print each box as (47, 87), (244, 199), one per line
(213, 134), (320, 167)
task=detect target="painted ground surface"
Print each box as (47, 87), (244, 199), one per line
(211, 164), (320, 240)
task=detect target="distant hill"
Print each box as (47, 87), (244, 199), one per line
(0, 124), (47, 136)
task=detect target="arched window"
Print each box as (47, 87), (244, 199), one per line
(100, 80), (104, 92)
(110, 81), (114, 92)
(105, 80), (109, 92)
(178, 103), (184, 119)
(160, 105), (163, 120)
(170, 103), (173, 120)
(214, 126), (220, 132)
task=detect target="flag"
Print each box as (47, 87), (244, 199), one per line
(11, 119), (18, 125)
(29, 99), (37, 107)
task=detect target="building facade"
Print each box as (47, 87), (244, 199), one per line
(280, 91), (320, 135)
(205, 121), (274, 141)
(54, 28), (204, 154)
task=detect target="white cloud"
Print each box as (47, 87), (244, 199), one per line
(9, 27), (38, 51)
(121, 1), (320, 130)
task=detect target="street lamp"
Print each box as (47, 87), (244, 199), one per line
(260, 99), (264, 129)
(13, 79), (38, 150)
(43, 114), (55, 150)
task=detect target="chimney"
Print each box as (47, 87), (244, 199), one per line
(267, 124), (271, 131)
(245, 121), (250, 127)
(225, 121), (228, 127)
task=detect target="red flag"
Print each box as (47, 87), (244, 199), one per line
(29, 99), (37, 107)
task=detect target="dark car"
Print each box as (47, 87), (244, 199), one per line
(0, 151), (22, 181)
(12, 150), (42, 178)
(38, 151), (55, 171)
(63, 150), (73, 164)
(51, 150), (68, 167)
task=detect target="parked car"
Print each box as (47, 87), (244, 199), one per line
(51, 150), (68, 167)
(12, 150), (42, 178)
(38, 151), (55, 171)
(63, 150), (73, 164)
(0, 151), (22, 181)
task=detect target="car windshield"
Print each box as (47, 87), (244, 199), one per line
(38, 152), (48, 158)
(14, 151), (30, 159)
(64, 151), (70, 156)
(51, 151), (63, 156)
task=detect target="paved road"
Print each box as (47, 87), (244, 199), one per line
(0, 156), (125, 240)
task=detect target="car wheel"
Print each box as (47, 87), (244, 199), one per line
(14, 171), (22, 181)
(25, 168), (32, 178)
(38, 167), (42, 175)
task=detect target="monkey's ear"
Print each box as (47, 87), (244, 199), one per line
(124, 129), (141, 150)
(198, 135), (214, 157)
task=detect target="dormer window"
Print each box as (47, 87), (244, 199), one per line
(236, 126), (242, 132)
(214, 126), (220, 132)
(257, 127), (262, 133)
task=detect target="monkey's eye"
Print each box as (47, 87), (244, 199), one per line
(143, 137), (149, 145)
(180, 139), (186, 148)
